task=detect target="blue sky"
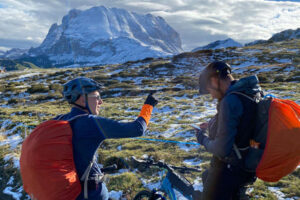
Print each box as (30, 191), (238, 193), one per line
(0, 0), (299, 51)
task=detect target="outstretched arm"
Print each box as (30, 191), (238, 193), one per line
(95, 93), (158, 139)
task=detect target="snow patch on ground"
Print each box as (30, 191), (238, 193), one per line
(1, 134), (23, 150)
(7, 177), (14, 185)
(109, 190), (123, 200)
(141, 179), (161, 191)
(256, 66), (281, 73)
(183, 158), (202, 166)
(0, 122), (25, 150)
(193, 178), (203, 192)
(274, 58), (291, 63)
(3, 186), (22, 200)
(268, 187), (297, 200)
(161, 124), (182, 137)
(4, 154), (20, 169)
(0, 119), (13, 130)
(268, 187), (284, 200)
(18, 72), (40, 79)
(177, 143), (198, 152)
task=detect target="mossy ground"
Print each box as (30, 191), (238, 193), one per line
(0, 40), (299, 199)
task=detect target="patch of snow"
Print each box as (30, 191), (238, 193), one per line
(256, 66), (281, 73)
(156, 106), (174, 113)
(4, 154), (20, 169)
(124, 108), (139, 113)
(106, 68), (123, 76)
(243, 49), (262, 54)
(274, 58), (291, 63)
(142, 154), (149, 159)
(1, 131), (23, 150)
(14, 85), (28, 89)
(0, 119), (12, 130)
(268, 187), (286, 200)
(0, 121), (27, 152)
(183, 158), (202, 166)
(18, 72), (40, 79)
(109, 190), (123, 200)
(283, 66), (295, 72)
(174, 130), (195, 138)
(141, 179), (161, 191)
(177, 143), (198, 152)
(267, 187), (298, 200)
(193, 178), (203, 192)
(231, 57), (268, 68)
(3, 186), (22, 200)
(7, 177), (14, 185)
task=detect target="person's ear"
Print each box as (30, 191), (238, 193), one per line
(76, 95), (85, 106)
(210, 76), (219, 88)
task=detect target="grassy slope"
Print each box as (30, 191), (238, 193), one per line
(0, 39), (299, 199)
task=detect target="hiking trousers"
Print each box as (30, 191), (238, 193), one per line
(202, 157), (256, 200)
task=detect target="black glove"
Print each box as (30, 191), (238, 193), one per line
(196, 130), (206, 145)
(144, 92), (158, 107)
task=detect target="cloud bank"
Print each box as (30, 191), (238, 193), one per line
(0, 0), (299, 51)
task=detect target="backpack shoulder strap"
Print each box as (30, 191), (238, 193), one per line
(227, 91), (259, 160)
(56, 114), (65, 120)
(228, 91), (257, 102)
(67, 114), (89, 122)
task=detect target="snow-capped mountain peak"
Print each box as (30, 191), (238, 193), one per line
(29, 6), (183, 65)
(192, 38), (242, 52)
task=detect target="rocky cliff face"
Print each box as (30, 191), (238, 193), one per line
(28, 6), (183, 65)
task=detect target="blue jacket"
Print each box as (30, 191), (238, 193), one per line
(54, 107), (147, 199)
(202, 75), (262, 159)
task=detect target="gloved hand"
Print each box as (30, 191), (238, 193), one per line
(144, 92), (158, 107)
(196, 129), (206, 145)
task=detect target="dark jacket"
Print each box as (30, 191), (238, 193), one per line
(54, 107), (147, 199)
(202, 75), (262, 160)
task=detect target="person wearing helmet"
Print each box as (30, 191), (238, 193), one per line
(195, 61), (261, 200)
(55, 77), (158, 200)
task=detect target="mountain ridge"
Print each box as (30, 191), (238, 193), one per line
(246, 27), (300, 46)
(192, 38), (242, 52)
(26, 6), (183, 66)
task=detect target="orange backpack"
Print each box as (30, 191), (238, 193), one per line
(232, 92), (300, 182)
(20, 115), (86, 200)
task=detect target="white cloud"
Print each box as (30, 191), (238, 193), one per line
(125, 2), (171, 11)
(0, 0), (299, 51)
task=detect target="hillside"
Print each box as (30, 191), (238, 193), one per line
(0, 39), (299, 200)
(0, 59), (39, 71)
